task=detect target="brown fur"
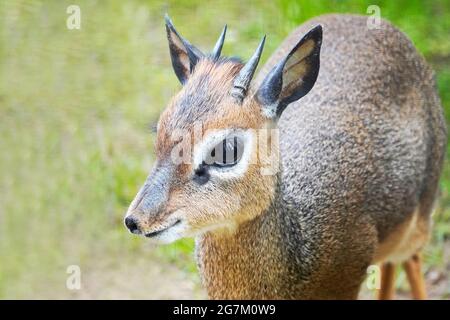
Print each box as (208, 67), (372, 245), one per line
(374, 207), (431, 263)
(126, 14), (447, 299)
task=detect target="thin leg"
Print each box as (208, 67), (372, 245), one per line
(377, 262), (396, 300)
(403, 253), (427, 300)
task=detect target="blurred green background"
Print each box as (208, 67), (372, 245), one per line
(0, 0), (449, 299)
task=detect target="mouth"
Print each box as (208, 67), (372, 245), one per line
(145, 219), (182, 238)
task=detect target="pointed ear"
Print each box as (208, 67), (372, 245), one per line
(256, 25), (322, 118)
(165, 15), (203, 85)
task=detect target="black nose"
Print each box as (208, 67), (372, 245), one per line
(125, 216), (139, 233)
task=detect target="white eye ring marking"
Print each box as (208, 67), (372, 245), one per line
(193, 129), (254, 180)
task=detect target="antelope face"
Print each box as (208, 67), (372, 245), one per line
(124, 15), (322, 243)
(124, 59), (275, 243)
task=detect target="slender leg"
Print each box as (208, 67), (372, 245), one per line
(377, 262), (396, 300)
(403, 253), (427, 300)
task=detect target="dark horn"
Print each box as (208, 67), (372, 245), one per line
(212, 25), (227, 59)
(231, 35), (266, 104)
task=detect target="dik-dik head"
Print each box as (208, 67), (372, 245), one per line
(125, 15), (322, 243)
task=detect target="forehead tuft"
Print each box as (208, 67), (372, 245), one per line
(161, 59), (243, 132)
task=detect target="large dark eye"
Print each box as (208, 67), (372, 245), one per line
(205, 136), (244, 167)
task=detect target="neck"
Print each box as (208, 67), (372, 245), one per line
(195, 174), (309, 299)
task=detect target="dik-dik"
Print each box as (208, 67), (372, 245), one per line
(125, 14), (447, 299)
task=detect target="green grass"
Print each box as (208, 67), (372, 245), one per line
(0, 0), (449, 298)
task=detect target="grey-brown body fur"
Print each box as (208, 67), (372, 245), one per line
(196, 14), (447, 299)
